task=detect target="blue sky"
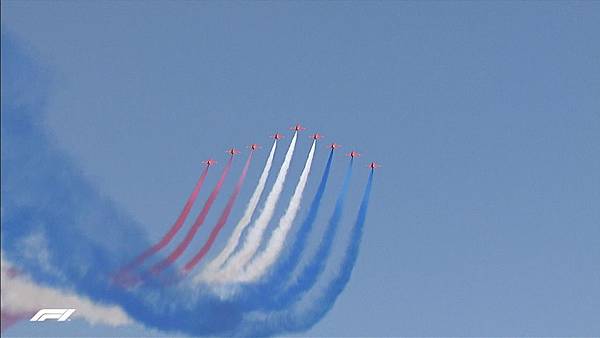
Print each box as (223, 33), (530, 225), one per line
(2, 1), (600, 336)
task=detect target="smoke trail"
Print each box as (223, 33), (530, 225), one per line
(4, 34), (369, 336)
(222, 148), (334, 309)
(201, 141), (277, 277)
(2, 32), (151, 292)
(236, 139), (316, 283)
(1, 312), (28, 333)
(214, 132), (297, 282)
(182, 151), (253, 273)
(149, 156), (233, 275)
(266, 157), (353, 308)
(260, 148), (334, 291)
(116, 165), (209, 275)
(1, 255), (132, 330)
(240, 170), (374, 336)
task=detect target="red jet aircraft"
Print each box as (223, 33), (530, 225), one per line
(226, 148), (241, 156)
(202, 159), (217, 167)
(290, 124), (306, 132)
(249, 144), (261, 150)
(369, 162), (381, 169)
(347, 151), (361, 158)
(330, 143), (341, 150)
(272, 133), (284, 140)
(311, 133), (324, 140)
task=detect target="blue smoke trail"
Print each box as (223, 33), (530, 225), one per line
(1, 33), (150, 289)
(232, 149), (334, 309)
(266, 157), (353, 309)
(264, 150), (335, 286)
(2, 32), (369, 337)
(0, 32), (245, 336)
(239, 169), (374, 336)
(297, 169), (374, 329)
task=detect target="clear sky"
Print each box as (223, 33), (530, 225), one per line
(2, 1), (600, 336)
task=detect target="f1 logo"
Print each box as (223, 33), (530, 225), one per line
(30, 309), (76, 322)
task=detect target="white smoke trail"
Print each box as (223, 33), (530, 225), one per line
(199, 140), (278, 279)
(236, 140), (316, 282)
(206, 132), (298, 283)
(0, 255), (132, 328)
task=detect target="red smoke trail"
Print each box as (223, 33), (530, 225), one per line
(0, 268), (29, 332)
(150, 156), (233, 275)
(1, 311), (30, 332)
(182, 151), (254, 273)
(118, 166), (210, 274)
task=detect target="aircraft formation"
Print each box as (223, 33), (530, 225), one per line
(204, 123), (379, 170)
